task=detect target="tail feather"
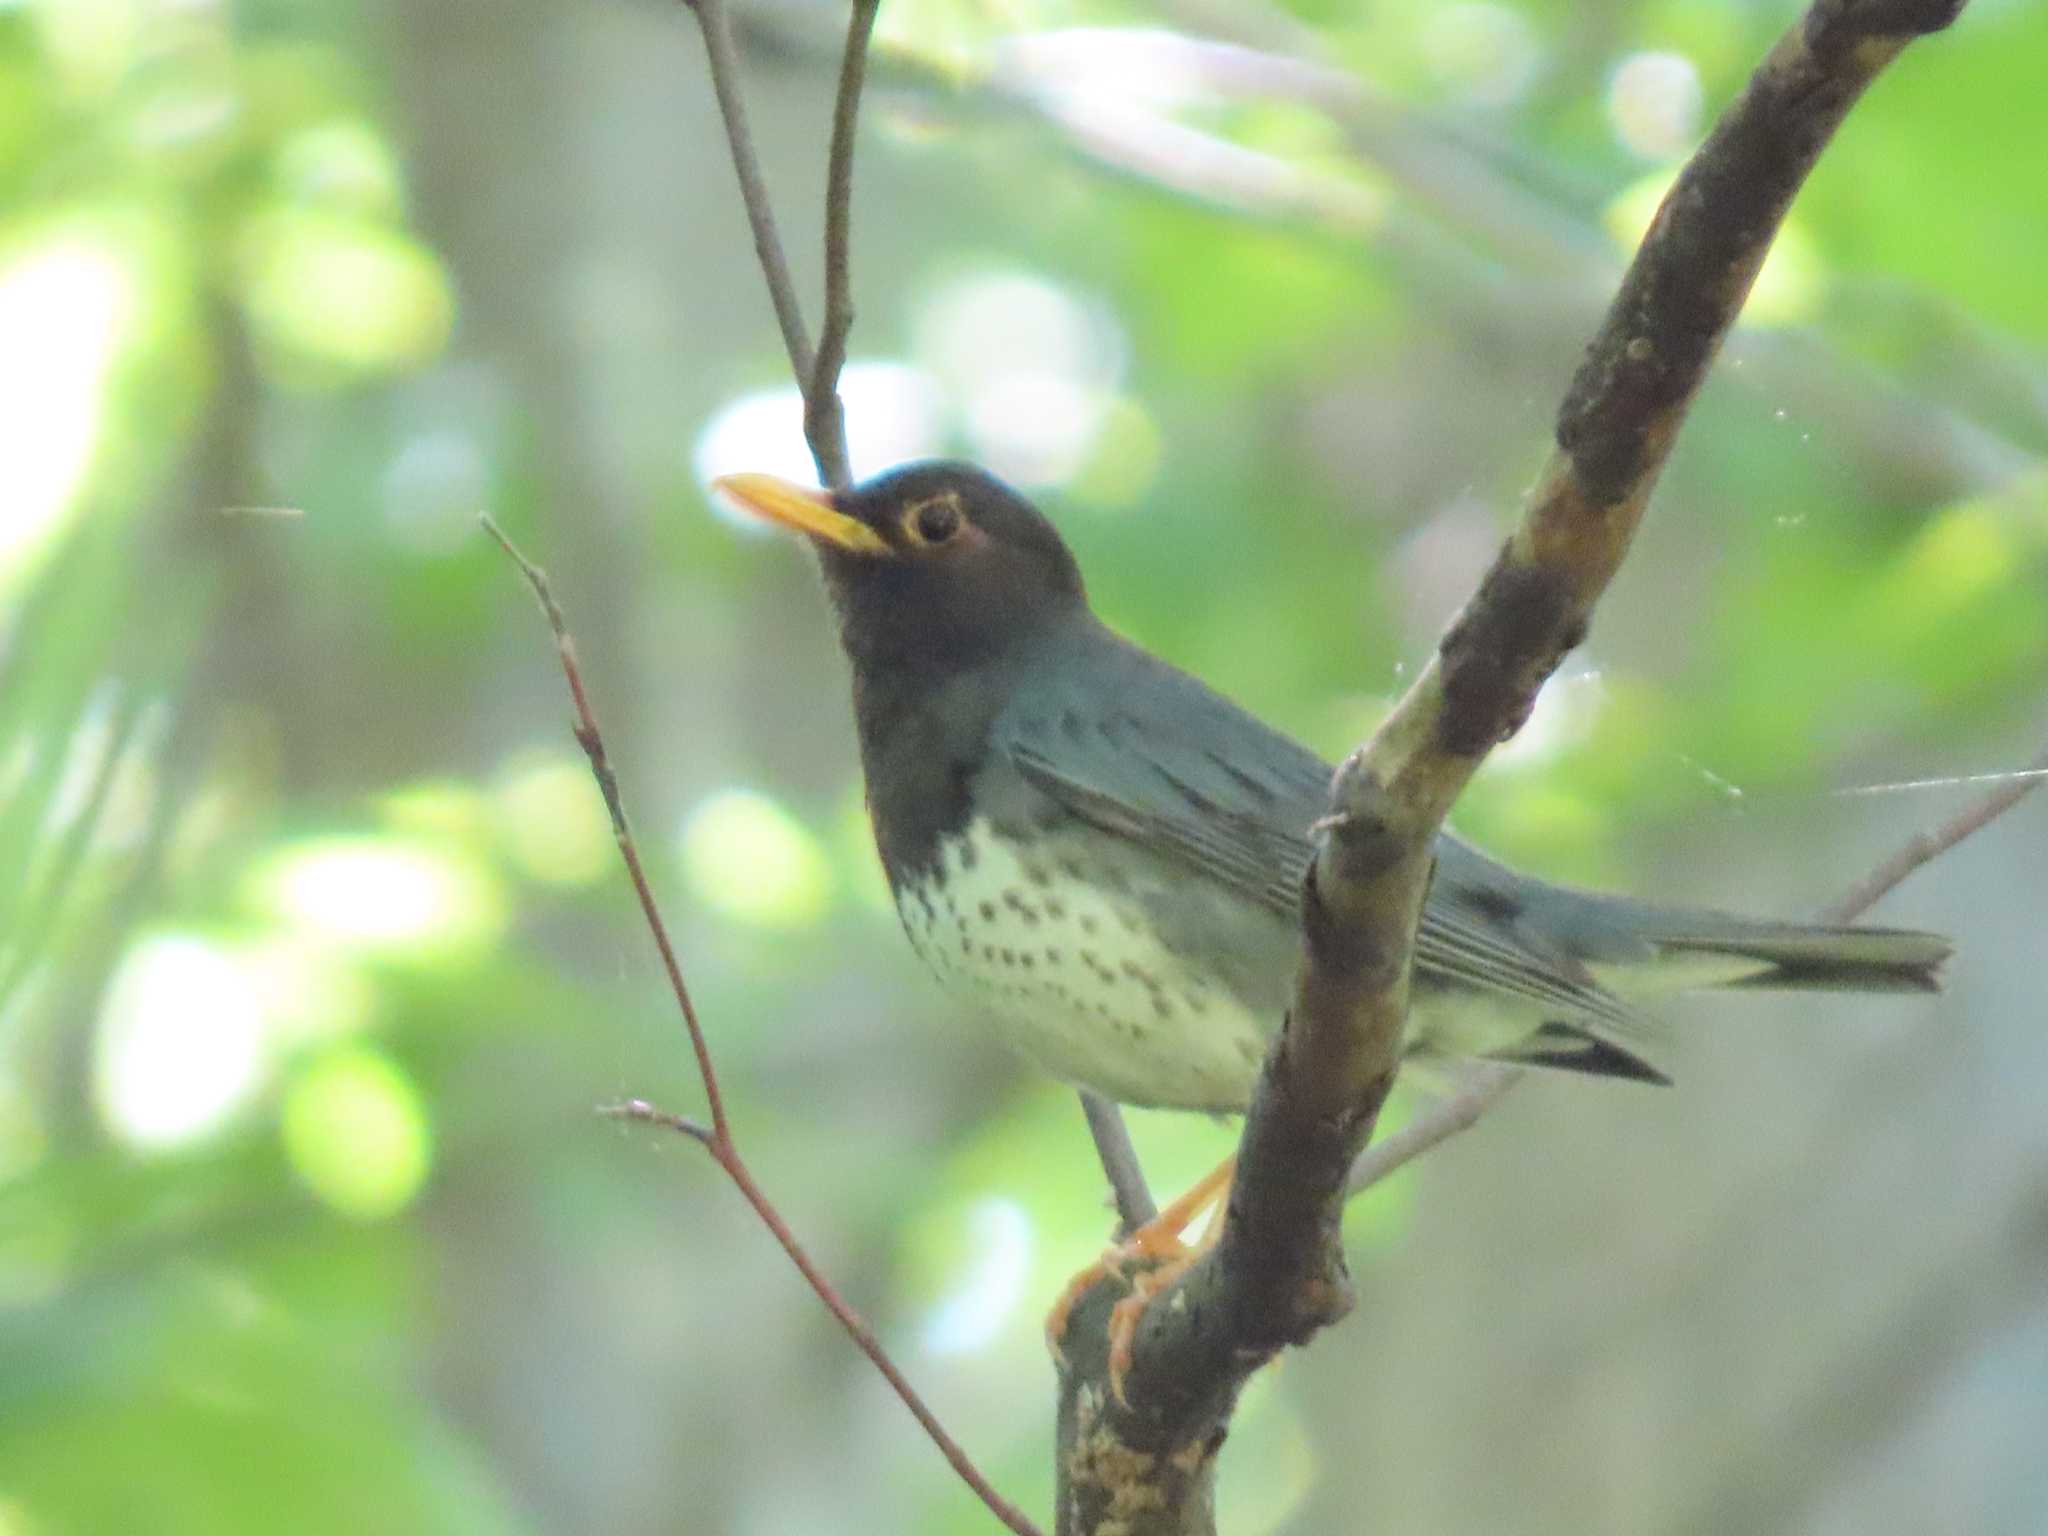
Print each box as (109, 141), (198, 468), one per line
(1583, 901), (1953, 996)
(1656, 924), (1950, 994)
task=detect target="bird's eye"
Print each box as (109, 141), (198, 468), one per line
(907, 498), (963, 546)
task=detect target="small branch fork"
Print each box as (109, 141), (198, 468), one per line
(1054, 4), (1973, 1531)
(685, 0), (1161, 1240)
(682, 0), (877, 491)
(480, 519), (1042, 1536)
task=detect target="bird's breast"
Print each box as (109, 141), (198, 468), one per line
(891, 818), (1275, 1112)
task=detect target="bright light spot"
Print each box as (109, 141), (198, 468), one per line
(918, 270), (1121, 408)
(253, 836), (505, 955)
(0, 1494), (35, 1536)
(1605, 174), (1823, 326)
(964, 372), (1105, 487)
(1743, 219), (1824, 325)
(991, 29), (1211, 114)
(275, 120), (405, 221)
(379, 780), (494, 846)
(381, 428), (489, 555)
(95, 934), (268, 1152)
(1420, 5), (1540, 107)
(31, 0), (141, 95)
(492, 752), (611, 887)
(1493, 667), (1607, 769)
(921, 1197), (1033, 1355)
(238, 209), (453, 377)
(238, 935), (374, 1047)
(0, 235), (136, 592)
(692, 361), (945, 508)
(281, 1048), (431, 1221)
(1897, 503), (2013, 609)
(680, 789), (833, 929)
(915, 270), (1124, 489)
(1608, 51), (1703, 160)
(128, 80), (239, 156)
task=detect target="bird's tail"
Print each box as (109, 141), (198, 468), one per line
(1570, 897), (1951, 996)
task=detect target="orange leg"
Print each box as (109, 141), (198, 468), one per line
(1046, 1156), (1235, 1404)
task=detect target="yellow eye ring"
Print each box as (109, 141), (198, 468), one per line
(903, 495), (963, 546)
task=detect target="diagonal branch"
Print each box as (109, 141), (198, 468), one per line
(1055, 3), (1972, 1530)
(685, 0), (816, 391)
(483, 517), (1043, 1536)
(1820, 737), (2048, 925)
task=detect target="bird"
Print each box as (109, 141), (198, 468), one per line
(713, 459), (1949, 1379)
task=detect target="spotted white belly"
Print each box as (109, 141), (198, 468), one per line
(894, 819), (1272, 1112)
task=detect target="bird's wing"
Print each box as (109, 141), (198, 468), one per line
(995, 641), (1641, 1036)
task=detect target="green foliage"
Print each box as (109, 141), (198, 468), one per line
(2, 0), (2041, 1532)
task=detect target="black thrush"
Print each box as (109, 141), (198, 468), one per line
(715, 460), (1949, 1379)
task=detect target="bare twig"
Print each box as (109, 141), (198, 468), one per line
(1822, 739), (2048, 923)
(1344, 1061), (1523, 1198)
(1079, 1090), (1158, 1233)
(685, 0), (816, 388)
(484, 517), (1042, 1536)
(482, 517), (733, 1147)
(806, 0), (880, 489)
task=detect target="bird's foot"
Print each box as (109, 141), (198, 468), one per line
(1045, 1155), (1235, 1405)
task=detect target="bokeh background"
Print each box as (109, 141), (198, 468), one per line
(4, 0), (2047, 1531)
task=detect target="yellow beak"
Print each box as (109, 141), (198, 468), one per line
(711, 473), (890, 556)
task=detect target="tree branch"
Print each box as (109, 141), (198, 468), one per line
(684, 0), (872, 491)
(1053, 3), (1970, 1529)
(685, 0), (816, 391)
(805, 0), (880, 490)
(483, 518), (1043, 1536)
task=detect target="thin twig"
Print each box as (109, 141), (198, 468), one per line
(1343, 729), (2046, 1201)
(1344, 1062), (1522, 1198)
(485, 517), (1042, 1536)
(1079, 1090), (1158, 1233)
(608, 1105), (1043, 1536)
(482, 517), (733, 1148)
(806, 0), (881, 489)
(685, 0), (817, 387)
(1822, 737), (2048, 923)
(603, 1099), (717, 1146)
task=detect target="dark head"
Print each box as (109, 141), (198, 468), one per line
(713, 460), (1087, 689)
